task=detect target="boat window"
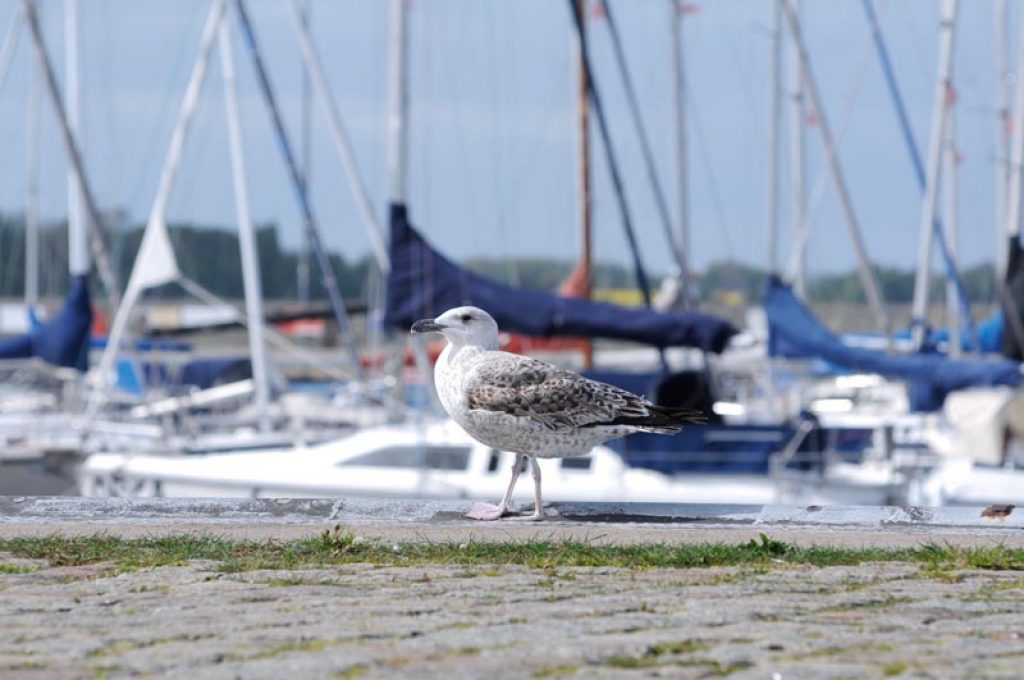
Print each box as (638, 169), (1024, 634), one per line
(339, 446), (471, 471)
(561, 457), (592, 470)
(487, 450), (501, 472)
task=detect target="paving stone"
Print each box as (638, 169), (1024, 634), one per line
(1, 559), (1023, 678)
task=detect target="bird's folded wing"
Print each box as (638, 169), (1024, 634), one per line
(463, 354), (652, 431)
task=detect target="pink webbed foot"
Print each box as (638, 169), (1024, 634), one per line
(506, 507), (546, 522)
(465, 502), (511, 521)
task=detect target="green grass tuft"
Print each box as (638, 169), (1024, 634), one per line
(0, 532), (1022, 576)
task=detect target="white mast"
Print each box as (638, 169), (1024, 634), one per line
(669, 0), (690, 296)
(25, 53), (40, 308)
(296, 0), (310, 303)
(64, 0), (87, 277)
(944, 101), (960, 357)
(387, 0), (408, 205)
(766, 0), (782, 275)
(0, 11), (20, 93)
(89, 0), (225, 400)
(286, 0), (389, 272)
(781, 0), (890, 339)
(910, 0), (958, 348)
(219, 18), (270, 426)
(1007, 7), (1024, 245)
(787, 0), (806, 297)
(21, 0), (119, 305)
(996, 0), (1011, 280)
(388, 0), (436, 408)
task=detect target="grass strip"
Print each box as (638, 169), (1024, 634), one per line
(0, 529), (1021, 575)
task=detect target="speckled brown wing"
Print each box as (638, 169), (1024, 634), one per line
(463, 352), (703, 433)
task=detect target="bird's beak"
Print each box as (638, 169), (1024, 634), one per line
(410, 318), (445, 334)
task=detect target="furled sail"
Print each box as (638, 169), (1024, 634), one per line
(383, 205), (736, 353)
(0, 275), (93, 371)
(764, 277), (1022, 411)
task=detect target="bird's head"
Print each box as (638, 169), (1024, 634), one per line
(410, 306), (499, 350)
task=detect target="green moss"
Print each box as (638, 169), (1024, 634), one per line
(225, 638), (340, 662)
(647, 640), (711, 656)
(532, 664), (580, 678)
(818, 596), (915, 613)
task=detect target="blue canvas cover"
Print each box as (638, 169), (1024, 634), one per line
(0, 274), (93, 371)
(764, 277), (1022, 411)
(383, 205), (737, 352)
(930, 311), (1003, 354)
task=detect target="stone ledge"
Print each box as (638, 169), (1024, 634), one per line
(0, 496), (1019, 530)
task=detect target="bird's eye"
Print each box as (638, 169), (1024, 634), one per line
(460, 314), (472, 322)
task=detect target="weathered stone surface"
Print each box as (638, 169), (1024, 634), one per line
(1, 558), (1022, 679)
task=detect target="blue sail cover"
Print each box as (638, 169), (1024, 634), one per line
(0, 274), (93, 371)
(383, 205), (737, 352)
(764, 277), (1022, 411)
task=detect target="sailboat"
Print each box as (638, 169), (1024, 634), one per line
(79, 1), (955, 507)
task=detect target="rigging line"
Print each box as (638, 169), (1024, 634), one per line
(862, 0), (975, 342)
(177, 275), (410, 414)
(723, 18), (767, 146)
(21, 0), (121, 307)
(600, 0), (692, 305)
(687, 93), (735, 260)
(785, 4), (877, 282)
(566, 0), (654, 309)
(126, 0), (211, 210)
(0, 10), (21, 95)
(233, 0), (364, 382)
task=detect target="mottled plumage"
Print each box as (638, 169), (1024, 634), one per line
(460, 351), (701, 436)
(411, 306), (704, 520)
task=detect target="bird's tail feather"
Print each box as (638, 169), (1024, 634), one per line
(593, 404), (707, 435)
(637, 409), (707, 433)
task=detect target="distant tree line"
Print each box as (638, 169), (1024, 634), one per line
(0, 214), (1000, 305)
(698, 261), (998, 305)
(0, 215), (377, 302)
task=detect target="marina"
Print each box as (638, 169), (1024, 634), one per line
(3, 2), (1024, 677)
(1, 0), (1023, 511)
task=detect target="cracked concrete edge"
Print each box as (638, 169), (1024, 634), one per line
(0, 496), (1019, 530)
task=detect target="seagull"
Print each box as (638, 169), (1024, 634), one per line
(411, 306), (704, 521)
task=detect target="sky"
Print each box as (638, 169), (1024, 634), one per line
(0, 0), (1016, 283)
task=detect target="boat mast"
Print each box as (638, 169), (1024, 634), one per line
(89, 0), (225, 405)
(388, 0), (439, 409)
(670, 0), (691, 304)
(387, 0), (408, 208)
(911, 0), (958, 348)
(1007, 8), (1024, 248)
(25, 43), (40, 309)
(601, 0), (691, 307)
(286, 0), (389, 272)
(219, 17), (271, 427)
(296, 0), (310, 304)
(780, 0), (890, 340)
(996, 0), (1011, 280)
(787, 0), (806, 297)
(767, 0), (781, 276)
(234, 0), (364, 381)
(64, 0), (87, 279)
(944, 98), (960, 357)
(574, 0), (593, 369)
(21, 0), (119, 307)
(0, 12), (20, 87)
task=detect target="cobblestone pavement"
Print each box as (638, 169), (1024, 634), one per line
(1, 554), (1022, 679)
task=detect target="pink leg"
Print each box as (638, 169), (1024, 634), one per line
(508, 456), (545, 521)
(466, 453), (524, 521)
